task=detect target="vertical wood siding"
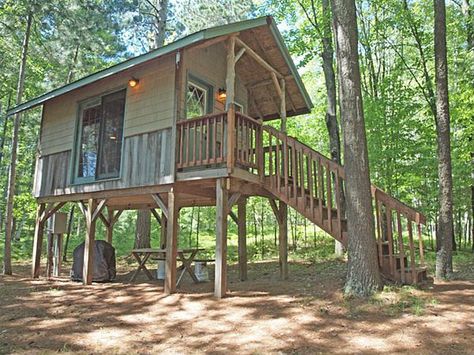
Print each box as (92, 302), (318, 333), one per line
(34, 128), (172, 197)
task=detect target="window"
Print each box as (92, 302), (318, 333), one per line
(186, 81), (208, 118)
(186, 77), (213, 118)
(75, 89), (126, 182)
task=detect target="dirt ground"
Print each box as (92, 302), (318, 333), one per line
(1, 258), (473, 355)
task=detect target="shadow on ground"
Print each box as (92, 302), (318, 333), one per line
(1, 257), (473, 354)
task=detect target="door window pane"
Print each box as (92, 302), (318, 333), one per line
(98, 90), (126, 178)
(78, 105), (101, 178)
(76, 89), (126, 181)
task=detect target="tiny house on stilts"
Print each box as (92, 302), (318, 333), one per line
(7, 16), (427, 298)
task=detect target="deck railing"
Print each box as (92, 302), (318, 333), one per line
(175, 108), (427, 283)
(176, 110), (262, 174)
(176, 112), (227, 169)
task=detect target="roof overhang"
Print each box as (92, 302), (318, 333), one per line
(7, 16), (312, 118)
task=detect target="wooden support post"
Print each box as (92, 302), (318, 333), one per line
(280, 78), (287, 133)
(160, 212), (167, 249)
(32, 203), (46, 278)
(215, 179), (228, 298)
(46, 231), (53, 279)
(106, 208), (114, 244)
(226, 36), (236, 173)
(237, 197), (247, 281)
(279, 201), (288, 280)
(83, 199), (97, 285)
(164, 189), (178, 294)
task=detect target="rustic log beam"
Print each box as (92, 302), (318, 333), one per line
(105, 208), (122, 244)
(91, 199), (107, 223)
(150, 208), (162, 225)
(234, 47), (246, 63)
(280, 78), (287, 133)
(229, 211), (238, 224)
(151, 193), (168, 219)
(190, 35), (230, 51)
(40, 201), (66, 223)
(271, 72), (282, 98)
(269, 198), (282, 224)
(227, 192), (242, 212)
(225, 35), (236, 109)
(235, 37), (283, 79)
(98, 212), (110, 228)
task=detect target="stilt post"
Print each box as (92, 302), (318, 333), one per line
(237, 197), (247, 281)
(83, 199), (97, 285)
(160, 212), (167, 249)
(215, 179), (228, 298)
(32, 203), (46, 278)
(279, 202), (288, 280)
(164, 189), (178, 294)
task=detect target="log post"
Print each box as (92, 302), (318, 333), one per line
(160, 212), (167, 249)
(106, 208), (114, 244)
(32, 203), (46, 278)
(279, 201), (288, 280)
(226, 36), (236, 173)
(215, 179), (229, 298)
(83, 199), (97, 285)
(278, 76), (288, 280)
(164, 189), (178, 294)
(237, 197), (247, 281)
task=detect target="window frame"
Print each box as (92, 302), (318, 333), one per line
(72, 88), (127, 185)
(185, 74), (214, 118)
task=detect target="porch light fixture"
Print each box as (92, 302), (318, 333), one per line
(128, 78), (139, 88)
(217, 88), (227, 102)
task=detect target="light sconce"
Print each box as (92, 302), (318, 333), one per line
(128, 78), (139, 88)
(217, 88), (227, 102)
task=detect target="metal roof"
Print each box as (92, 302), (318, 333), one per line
(7, 16), (312, 117)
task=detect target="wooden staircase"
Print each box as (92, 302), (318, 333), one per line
(260, 125), (427, 284)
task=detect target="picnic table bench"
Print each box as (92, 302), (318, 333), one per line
(130, 248), (210, 286)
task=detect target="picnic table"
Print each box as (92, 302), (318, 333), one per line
(129, 248), (205, 285)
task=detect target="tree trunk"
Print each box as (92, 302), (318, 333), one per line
(321, 0), (346, 255)
(151, 0), (169, 49)
(135, 0), (169, 246)
(134, 209), (151, 249)
(332, 0), (382, 296)
(3, 11), (33, 275)
(434, 0), (454, 279)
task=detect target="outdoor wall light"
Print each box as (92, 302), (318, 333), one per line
(128, 78), (139, 88)
(217, 88), (227, 102)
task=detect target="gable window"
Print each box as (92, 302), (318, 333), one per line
(75, 89), (126, 182)
(186, 77), (213, 118)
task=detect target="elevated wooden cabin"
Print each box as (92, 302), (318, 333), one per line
(8, 16), (427, 297)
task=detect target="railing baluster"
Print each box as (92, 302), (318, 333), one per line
(326, 162), (332, 232)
